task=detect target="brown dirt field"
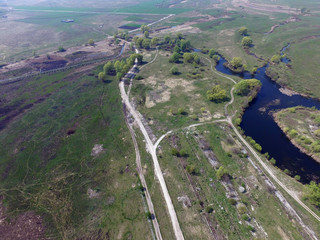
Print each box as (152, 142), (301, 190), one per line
(0, 38), (120, 77)
(0, 196), (47, 240)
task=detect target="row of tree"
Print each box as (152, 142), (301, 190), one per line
(98, 53), (143, 81)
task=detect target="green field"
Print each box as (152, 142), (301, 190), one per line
(0, 65), (152, 239)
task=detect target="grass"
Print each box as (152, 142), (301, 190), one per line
(0, 65), (151, 239)
(113, 1), (192, 14)
(274, 107), (320, 161)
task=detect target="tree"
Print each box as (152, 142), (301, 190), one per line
(212, 55), (220, 63)
(88, 39), (95, 46)
(193, 53), (200, 64)
(98, 72), (106, 81)
(271, 54), (281, 63)
(169, 52), (180, 63)
(58, 46), (65, 52)
(170, 66), (179, 75)
(207, 85), (227, 102)
(234, 79), (261, 96)
(183, 52), (194, 63)
(239, 26), (248, 36)
(209, 48), (216, 58)
(103, 62), (115, 75)
(186, 164), (196, 175)
(151, 37), (159, 47)
(216, 166), (229, 180)
(142, 39), (151, 49)
(140, 24), (150, 33)
(174, 45), (181, 54)
(230, 57), (243, 68)
(270, 158), (276, 165)
(180, 39), (187, 52)
(241, 37), (253, 47)
(144, 31), (149, 38)
(164, 35), (171, 43)
(177, 32), (183, 40)
(305, 181), (320, 207)
(135, 37), (144, 48)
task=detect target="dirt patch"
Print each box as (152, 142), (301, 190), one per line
(91, 144), (104, 157)
(177, 195), (192, 208)
(144, 76), (195, 108)
(0, 197), (47, 240)
(87, 188), (101, 199)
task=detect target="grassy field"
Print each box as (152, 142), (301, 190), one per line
(0, 65), (152, 239)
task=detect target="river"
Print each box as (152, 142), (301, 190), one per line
(214, 47), (320, 184)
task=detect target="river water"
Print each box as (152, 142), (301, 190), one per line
(214, 48), (320, 183)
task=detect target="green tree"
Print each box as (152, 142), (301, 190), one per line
(140, 24), (150, 33)
(170, 66), (179, 75)
(58, 46), (65, 52)
(234, 79), (261, 96)
(271, 54), (281, 63)
(241, 37), (253, 47)
(144, 31), (149, 38)
(88, 39), (94, 46)
(207, 85), (227, 102)
(142, 39), (151, 49)
(174, 45), (181, 54)
(98, 72), (106, 81)
(239, 26), (248, 36)
(209, 48), (216, 58)
(212, 55), (220, 63)
(230, 57), (243, 68)
(180, 39), (187, 52)
(103, 62), (115, 75)
(186, 164), (196, 175)
(164, 35), (171, 43)
(305, 181), (320, 207)
(177, 32), (183, 40)
(183, 52), (194, 63)
(270, 158), (276, 165)
(151, 37), (159, 47)
(193, 53), (200, 64)
(216, 166), (229, 180)
(169, 52), (180, 63)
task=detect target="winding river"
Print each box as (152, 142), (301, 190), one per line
(214, 48), (320, 184)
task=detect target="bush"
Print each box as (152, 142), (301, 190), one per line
(305, 181), (320, 207)
(179, 149), (188, 158)
(254, 143), (262, 152)
(207, 85), (227, 102)
(284, 169), (290, 175)
(236, 203), (247, 214)
(271, 54), (281, 63)
(242, 214), (249, 221)
(58, 46), (66, 52)
(171, 148), (179, 156)
(288, 129), (298, 138)
(228, 198), (237, 205)
(88, 39), (95, 46)
(178, 108), (186, 115)
(146, 211), (153, 220)
(170, 66), (179, 75)
(216, 166), (229, 180)
(238, 26), (248, 36)
(314, 129), (320, 137)
(212, 55), (220, 63)
(294, 175), (301, 181)
(205, 206), (213, 214)
(190, 114), (198, 121)
(270, 158), (276, 165)
(304, 138), (312, 145)
(234, 79), (261, 96)
(241, 37), (253, 47)
(247, 225), (255, 232)
(169, 52), (180, 63)
(186, 164), (196, 175)
(208, 48), (216, 58)
(230, 57), (243, 68)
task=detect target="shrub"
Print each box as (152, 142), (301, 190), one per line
(270, 158), (276, 165)
(238, 26), (248, 36)
(294, 175), (301, 181)
(212, 55), (220, 63)
(228, 198), (237, 205)
(186, 164), (196, 175)
(271, 54), (281, 63)
(236, 203), (247, 214)
(170, 66), (179, 75)
(205, 206), (213, 214)
(58, 46), (65, 52)
(254, 143), (262, 152)
(241, 37), (253, 47)
(171, 148), (179, 156)
(315, 129), (320, 137)
(207, 85), (227, 102)
(242, 214), (249, 221)
(178, 108), (186, 115)
(216, 166), (229, 180)
(305, 181), (320, 207)
(284, 169), (290, 174)
(190, 114), (198, 120)
(234, 79), (261, 96)
(288, 129), (298, 138)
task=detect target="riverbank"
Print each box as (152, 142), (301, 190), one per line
(273, 107), (320, 164)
